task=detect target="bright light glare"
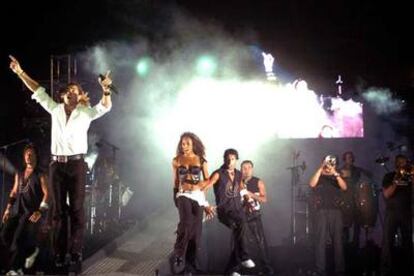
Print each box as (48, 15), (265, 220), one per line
(152, 77), (363, 160)
(136, 57), (152, 77)
(196, 55), (217, 77)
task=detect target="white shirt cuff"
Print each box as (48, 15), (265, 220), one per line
(96, 100), (112, 112)
(31, 86), (47, 101)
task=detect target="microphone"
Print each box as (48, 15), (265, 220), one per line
(99, 74), (119, 94)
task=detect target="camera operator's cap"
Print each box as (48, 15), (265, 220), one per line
(324, 155), (337, 165)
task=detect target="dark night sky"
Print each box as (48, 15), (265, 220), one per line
(1, 0), (413, 143)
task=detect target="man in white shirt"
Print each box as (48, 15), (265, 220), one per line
(9, 55), (112, 272)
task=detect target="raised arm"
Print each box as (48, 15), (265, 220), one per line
(98, 70), (113, 109)
(9, 55), (40, 93)
(309, 166), (323, 188)
(334, 172), (347, 191)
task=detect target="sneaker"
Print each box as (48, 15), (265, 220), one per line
(6, 269), (24, 276)
(170, 255), (185, 274)
(231, 272), (241, 276)
(241, 259), (255, 268)
(25, 247), (40, 269)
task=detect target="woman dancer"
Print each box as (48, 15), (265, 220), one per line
(171, 132), (214, 274)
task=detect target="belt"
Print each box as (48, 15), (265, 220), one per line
(52, 154), (84, 163)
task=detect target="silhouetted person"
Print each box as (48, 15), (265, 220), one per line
(309, 155), (347, 276)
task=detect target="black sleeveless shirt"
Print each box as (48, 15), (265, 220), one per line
(17, 170), (44, 215)
(213, 166), (243, 209)
(245, 176), (260, 193)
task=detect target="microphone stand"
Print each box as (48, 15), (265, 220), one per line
(287, 151), (301, 246)
(97, 139), (121, 223)
(0, 139), (28, 215)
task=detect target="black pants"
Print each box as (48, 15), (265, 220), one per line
(6, 214), (40, 270)
(50, 159), (87, 256)
(315, 209), (345, 274)
(247, 214), (272, 271)
(381, 210), (413, 275)
(217, 206), (250, 273)
(174, 196), (203, 270)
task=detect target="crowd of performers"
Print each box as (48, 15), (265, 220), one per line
(170, 133), (274, 276)
(169, 132), (413, 276)
(0, 54), (412, 276)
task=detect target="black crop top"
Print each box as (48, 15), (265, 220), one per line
(178, 165), (202, 184)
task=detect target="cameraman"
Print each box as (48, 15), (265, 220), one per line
(309, 155), (347, 276)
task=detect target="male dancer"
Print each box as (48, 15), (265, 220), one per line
(241, 160), (274, 275)
(207, 149), (255, 276)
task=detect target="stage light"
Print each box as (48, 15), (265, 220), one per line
(136, 57), (152, 78)
(196, 55), (217, 77)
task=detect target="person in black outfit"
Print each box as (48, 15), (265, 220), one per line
(339, 151), (374, 247)
(309, 155), (347, 276)
(381, 154), (413, 276)
(207, 149), (255, 276)
(241, 160), (274, 275)
(1, 144), (49, 275)
(170, 132), (215, 275)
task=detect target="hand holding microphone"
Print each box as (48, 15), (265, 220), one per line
(98, 70), (119, 94)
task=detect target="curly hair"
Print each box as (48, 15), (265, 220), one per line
(176, 132), (206, 161)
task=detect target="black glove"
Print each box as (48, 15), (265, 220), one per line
(173, 188), (179, 207)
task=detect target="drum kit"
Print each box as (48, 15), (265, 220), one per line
(84, 157), (125, 236)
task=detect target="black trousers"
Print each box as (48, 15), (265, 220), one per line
(174, 196), (203, 269)
(5, 214), (40, 270)
(381, 210), (413, 275)
(247, 214), (272, 271)
(315, 209), (345, 274)
(217, 205), (250, 272)
(50, 159), (87, 256)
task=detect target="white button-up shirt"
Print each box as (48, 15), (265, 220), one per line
(31, 87), (111, 156)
